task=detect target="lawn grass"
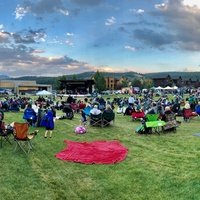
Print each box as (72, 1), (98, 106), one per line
(1, 109), (200, 200)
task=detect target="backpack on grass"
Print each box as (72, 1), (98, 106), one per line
(74, 125), (87, 134)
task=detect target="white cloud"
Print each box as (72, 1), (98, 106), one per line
(0, 32), (10, 43)
(0, 45), (95, 76)
(14, 5), (30, 20)
(57, 8), (69, 16)
(152, 0), (200, 51)
(136, 9), (144, 14)
(66, 33), (74, 36)
(129, 8), (145, 15)
(155, 3), (167, 10)
(105, 16), (116, 26)
(66, 33), (74, 46)
(32, 49), (45, 54)
(124, 45), (136, 52)
(66, 40), (74, 46)
(34, 32), (47, 43)
(17, 1), (70, 18)
(183, 0), (200, 8)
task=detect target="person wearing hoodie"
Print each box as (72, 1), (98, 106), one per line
(41, 107), (54, 138)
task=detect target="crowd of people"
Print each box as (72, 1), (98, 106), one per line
(0, 89), (200, 136)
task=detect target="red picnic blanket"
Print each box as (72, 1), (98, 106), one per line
(55, 140), (128, 164)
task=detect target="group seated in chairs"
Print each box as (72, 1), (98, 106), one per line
(81, 104), (115, 128)
(136, 105), (180, 134)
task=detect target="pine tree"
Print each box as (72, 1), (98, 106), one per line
(93, 70), (106, 92)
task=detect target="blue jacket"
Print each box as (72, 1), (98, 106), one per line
(40, 109), (54, 129)
(195, 105), (200, 115)
(23, 108), (37, 121)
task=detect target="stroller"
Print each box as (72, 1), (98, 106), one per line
(62, 104), (74, 120)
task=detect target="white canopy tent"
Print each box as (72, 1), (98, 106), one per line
(163, 86), (173, 90)
(173, 86), (178, 90)
(154, 86), (163, 90)
(36, 90), (52, 96)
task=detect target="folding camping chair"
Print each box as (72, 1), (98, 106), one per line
(183, 108), (198, 122)
(0, 122), (13, 147)
(13, 122), (37, 154)
(101, 111), (115, 127)
(145, 114), (166, 134)
(82, 106), (92, 117)
(131, 111), (145, 121)
(81, 106), (92, 125)
(90, 113), (102, 127)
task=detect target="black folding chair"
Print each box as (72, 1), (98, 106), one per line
(90, 113), (102, 127)
(0, 122), (13, 148)
(101, 112), (115, 127)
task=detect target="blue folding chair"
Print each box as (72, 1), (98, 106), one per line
(82, 106), (92, 116)
(81, 106), (92, 125)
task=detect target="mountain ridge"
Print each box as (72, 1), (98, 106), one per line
(1, 71), (200, 83)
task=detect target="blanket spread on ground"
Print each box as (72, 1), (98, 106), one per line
(55, 140), (128, 164)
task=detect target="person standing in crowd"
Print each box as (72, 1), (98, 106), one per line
(36, 104), (45, 127)
(51, 106), (57, 122)
(66, 95), (74, 104)
(128, 95), (135, 107)
(41, 107), (54, 138)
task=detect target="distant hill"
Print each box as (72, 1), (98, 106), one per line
(10, 76), (58, 85)
(10, 71), (143, 84)
(144, 71), (200, 80)
(66, 71), (143, 80)
(0, 74), (10, 80)
(4, 71), (200, 87)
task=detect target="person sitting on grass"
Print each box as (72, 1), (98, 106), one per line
(23, 103), (37, 126)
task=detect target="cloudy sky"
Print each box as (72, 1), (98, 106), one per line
(1, 0), (200, 77)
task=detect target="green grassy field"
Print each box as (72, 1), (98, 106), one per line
(1, 109), (200, 200)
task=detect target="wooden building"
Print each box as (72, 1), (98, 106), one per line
(152, 75), (200, 88)
(105, 77), (119, 90)
(0, 80), (52, 95)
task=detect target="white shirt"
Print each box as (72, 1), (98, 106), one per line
(90, 107), (101, 115)
(128, 96), (135, 104)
